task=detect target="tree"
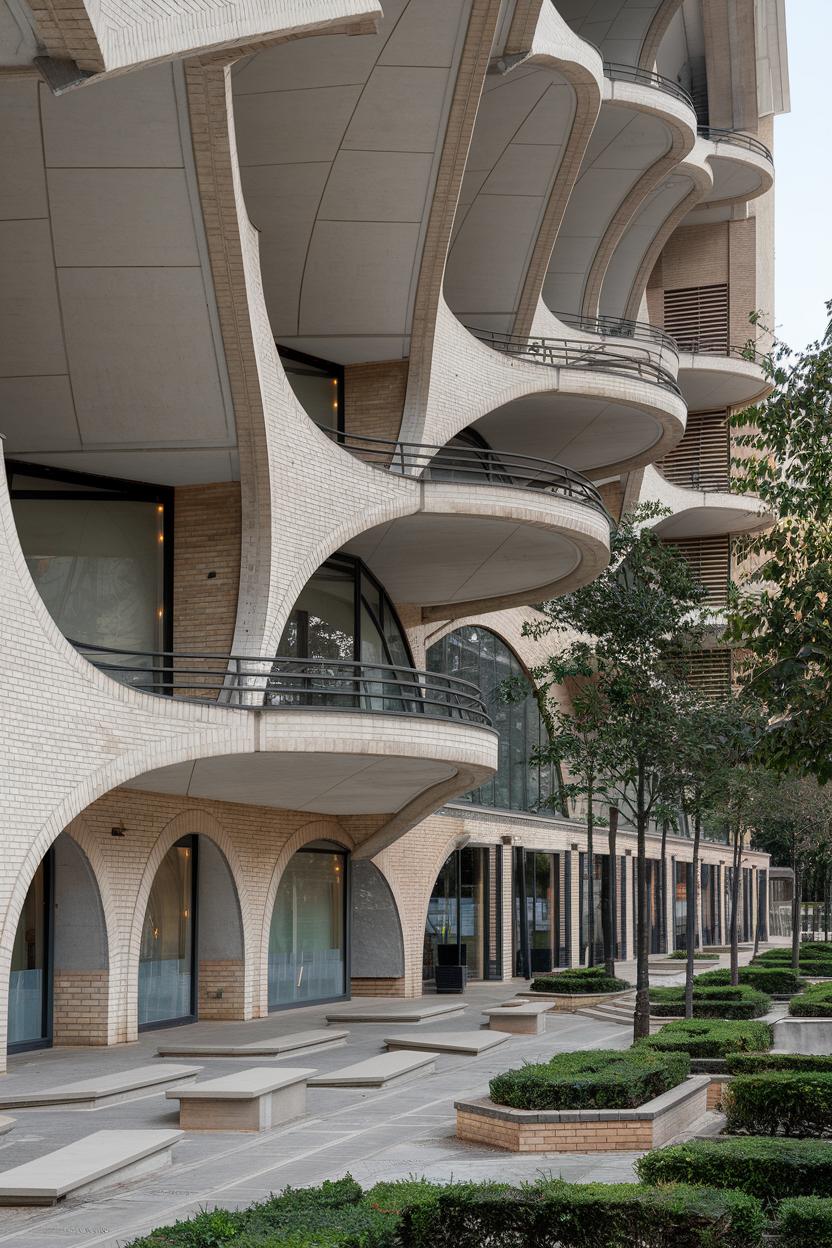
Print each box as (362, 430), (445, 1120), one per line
(526, 505), (709, 1039)
(727, 307), (832, 780)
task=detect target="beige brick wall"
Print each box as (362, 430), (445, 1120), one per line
(173, 483), (242, 670)
(53, 970), (109, 1046)
(344, 361), (408, 444)
(350, 977), (406, 997)
(198, 959), (246, 1020)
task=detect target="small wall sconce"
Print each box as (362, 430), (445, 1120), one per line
(110, 823), (126, 838)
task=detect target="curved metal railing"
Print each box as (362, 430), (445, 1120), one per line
(470, 327), (681, 395)
(675, 340), (769, 366)
(604, 62), (694, 109)
(555, 310), (679, 356)
(318, 427), (612, 524)
(71, 641), (492, 725)
(697, 125), (773, 163)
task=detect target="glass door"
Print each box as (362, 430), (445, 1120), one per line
(139, 837), (197, 1029)
(8, 853), (53, 1052)
(268, 848), (347, 1008)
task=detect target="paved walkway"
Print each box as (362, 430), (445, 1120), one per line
(0, 962), (742, 1248)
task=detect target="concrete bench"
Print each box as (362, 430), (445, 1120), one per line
(325, 1002), (465, 1024)
(385, 1030), (509, 1055)
(0, 1064), (201, 1110)
(158, 1029), (348, 1059)
(308, 1050), (438, 1088)
(483, 1001), (551, 1035)
(166, 1066), (314, 1131)
(0, 1129), (182, 1205)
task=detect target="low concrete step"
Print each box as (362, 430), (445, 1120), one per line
(0, 1129), (182, 1205)
(385, 1030), (509, 1055)
(157, 1029), (348, 1059)
(0, 1064), (202, 1110)
(325, 1002), (465, 1025)
(309, 1051), (438, 1088)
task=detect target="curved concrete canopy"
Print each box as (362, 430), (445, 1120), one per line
(0, 66), (238, 485)
(444, 63), (579, 333)
(678, 353), (771, 412)
(555, 0), (678, 64)
(232, 0), (472, 365)
(341, 481), (612, 617)
(696, 145), (773, 208)
(644, 465), (771, 537)
(542, 92), (688, 317)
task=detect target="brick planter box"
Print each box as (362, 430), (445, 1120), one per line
(455, 1075), (709, 1153)
(514, 989), (631, 1013)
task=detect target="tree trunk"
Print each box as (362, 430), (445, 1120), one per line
(791, 847), (802, 972)
(729, 823), (742, 986)
(684, 809), (702, 1019)
(604, 806), (619, 978)
(825, 863), (830, 943)
(659, 819), (669, 954)
(633, 762), (651, 1041)
(586, 778), (596, 967)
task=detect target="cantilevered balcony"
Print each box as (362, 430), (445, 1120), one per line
(325, 430), (612, 619)
(674, 343), (771, 411)
(471, 328), (680, 396)
(691, 125), (774, 210)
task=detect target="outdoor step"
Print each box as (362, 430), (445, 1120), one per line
(0, 1064), (202, 1110)
(309, 1051), (438, 1088)
(384, 1030), (510, 1055)
(0, 1129), (182, 1206)
(166, 1067), (314, 1132)
(157, 1029), (348, 1059)
(325, 1002), (465, 1025)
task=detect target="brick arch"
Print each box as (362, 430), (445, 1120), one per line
(257, 819), (355, 1016)
(126, 808), (254, 1041)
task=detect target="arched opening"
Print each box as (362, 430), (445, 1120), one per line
(9, 832), (110, 1053)
(138, 832), (246, 1030)
(350, 861), (404, 989)
(268, 842), (348, 1009)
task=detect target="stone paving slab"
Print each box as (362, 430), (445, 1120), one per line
(309, 1052), (438, 1088)
(0, 1065), (202, 1110)
(0, 1129), (183, 1205)
(385, 1030), (509, 1055)
(325, 1003), (465, 1024)
(157, 1030), (348, 1059)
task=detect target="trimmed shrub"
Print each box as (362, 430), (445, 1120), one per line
(637, 1136), (832, 1207)
(488, 1048), (689, 1111)
(530, 968), (630, 994)
(695, 966), (806, 994)
(756, 949), (832, 977)
(778, 1196), (832, 1247)
(637, 1019), (772, 1059)
(398, 1180), (765, 1248)
(724, 1071), (832, 1137)
(667, 950), (717, 959)
(648, 985), (771, 1019)
(727, 1052), (832, 1074)
(791, 982), (832, 1016)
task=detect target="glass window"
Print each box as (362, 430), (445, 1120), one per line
(279, 349), (342, 432)
(426, 627), (559, 814)
(139, 839), (195, 1027)
(423, 848), (490, 982)
(268, 850), (346, 1007)
(9, 464), (170, 674)
(8, 856), (51, 1050)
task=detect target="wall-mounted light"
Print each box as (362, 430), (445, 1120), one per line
(111, 823), (126, 838)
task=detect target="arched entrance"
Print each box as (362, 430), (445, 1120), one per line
(268, 842), (348, 1008)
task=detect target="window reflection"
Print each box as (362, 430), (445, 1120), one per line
(268, 850), (346, 1007)
(9, 856), (51, 1050)
(139, 838), (195, 1027)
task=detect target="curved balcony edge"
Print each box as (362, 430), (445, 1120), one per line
(643, 464), (773, 538)
(470, 328), (681, 396)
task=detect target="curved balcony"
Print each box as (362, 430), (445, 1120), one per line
(675, 342), (772, 411)
(644, 464), (771, 538)
(697, 126), (773, 164)
(72, 642), (498, 827)
(555, 311), (678, 357)
(323, 430), (612, 620)
(690, 126), (774, 214)
(603, 62), (693, 109)
(470, 328), (680, 395)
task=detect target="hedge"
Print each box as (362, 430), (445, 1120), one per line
(726, 1052), (832, 1075)
(724, 1071), (832, 1137)
(397, 1181), (765, 1248)
(778, 1196), (832, 1247)
(488, 1048), (690, 1111)
(636, 1019), (772, 1059)
(648, 985), (771, 1019)
(125, 1178), (766, 1248)
(530, 968), (630, 995)
(637, 1137), (832, 1207)
(755, 949), (832, 977)
(791, 982), (832, 1016)
(667, 950), (717, 959)
(694, 967), (806, 994)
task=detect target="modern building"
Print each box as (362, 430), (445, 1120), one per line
(0, 0), (787, 1063)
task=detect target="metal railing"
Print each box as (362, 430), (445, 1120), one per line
(604, 62), (694, 109)
(555, 310), (679, 356)
(674, 339), (769, 366)
(470, 327), (681, 395)
(319, 427), (612, 523)
(71, 641), (492, 725)
(697, 125), (773, 163)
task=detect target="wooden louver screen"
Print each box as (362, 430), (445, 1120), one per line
(664, 284), (729, 354)
(659, 411), (730, 491)
(663, 535), (731, 605)
(685, 649), (732, 699)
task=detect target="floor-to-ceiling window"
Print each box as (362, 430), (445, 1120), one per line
(279, 347), (343, 433)
(268, 846), (347, 1008)
(674, 860), (689, 950)
(579, 853), (626, 965)
(8, 853), (52, 1052)
(423, 847), (492, 982)
(634, 859), (664, 954)
(426, 627), (560, 814)
(139, 837), (197, 1029)
(8, 462), (172, 681)
(701, 862), (718, 946)
(513, 850), (563, 976)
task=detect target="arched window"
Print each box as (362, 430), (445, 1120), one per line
(426, 626), (560, 814)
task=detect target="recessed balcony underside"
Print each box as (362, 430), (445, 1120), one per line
(342, 484), (611, 617)
(678, 353), (771, 411)
(645, 465), (771, 538)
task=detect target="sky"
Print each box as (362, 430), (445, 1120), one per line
(773, 0), (832, 350)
